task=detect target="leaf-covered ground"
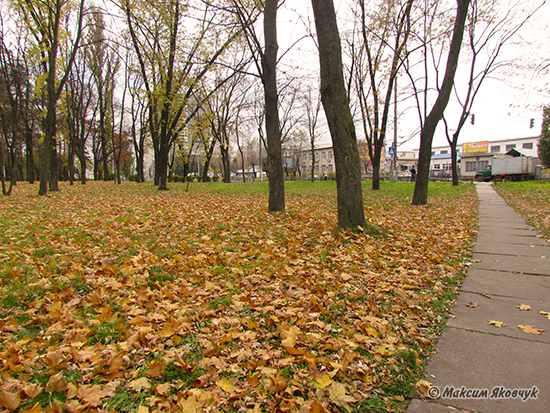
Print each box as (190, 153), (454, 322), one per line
(494, 181), (550, 241)
(0, 181), (478, 413)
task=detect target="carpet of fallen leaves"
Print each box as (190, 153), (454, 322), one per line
(0, 182), (478, 413)
(494, 181), (550, 241)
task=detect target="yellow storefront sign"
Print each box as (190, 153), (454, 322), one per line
(463, 141), (489, 154)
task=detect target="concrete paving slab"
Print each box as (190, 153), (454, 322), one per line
(477, 225), (539, 236)
(477, 217), (530, 225)
(414, 328), (549, 413)
(462, 268), (550, 301)
(448, 292), (550, 344)
(470, 253), (550, 275)
(471, 243), (550, 257)
(475, 233), (549, 248)
(407, 399), (464, 413)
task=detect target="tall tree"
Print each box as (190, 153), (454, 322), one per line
(15, 0), (86, 195)
(311, 0), (366, 229)
(263, 0), (284, 210)
(124, 0), (243, 190)
(64, 48), (96, 184)
(230, 0), (284, 211)
(352, 0), (414, 190)
(87, 8), (119, 181)
(412, 0), (470, 205)
(442, 0), (542, 186)
(304, 86), (322, 182)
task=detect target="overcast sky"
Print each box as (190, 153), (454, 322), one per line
(277, 0), (550, 150)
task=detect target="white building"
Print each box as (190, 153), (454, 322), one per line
(428, 136), (540, 179)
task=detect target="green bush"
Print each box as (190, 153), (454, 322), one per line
(128, 174), (137, 182)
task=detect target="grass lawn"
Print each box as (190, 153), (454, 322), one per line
(0, 180), (478, 412)
(494, 181), (550, 241)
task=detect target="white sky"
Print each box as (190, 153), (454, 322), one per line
(277, 0), (550, 151)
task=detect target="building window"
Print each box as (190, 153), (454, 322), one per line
(491, 145), (500, 153)
(433, 164), (441, 169)
(328, 164), (333, 172)
(315, 165), (319, 174)
(440, 150), (448, 154)
(328, 151), (333, 160)
(466, 161), (478, 172)
(315, 153), (320, 162)
(506, 144), (516, 151)
(400, 165), (409, 172)
(309, 154), (313, 161)
(443, 163), (451, 170)
(523, 142), (533, 150)
(478, 161), (488, 170)
(322, 151), (327, 160)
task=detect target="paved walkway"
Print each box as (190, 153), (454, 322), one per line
(408, 183), (550, 413)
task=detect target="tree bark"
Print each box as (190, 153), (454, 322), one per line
(311, 0), (365, 229)
(412, 0), (470, 205)
(263, 0), (285, 212)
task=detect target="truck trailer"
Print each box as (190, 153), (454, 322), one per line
(475, 152), (536, 182)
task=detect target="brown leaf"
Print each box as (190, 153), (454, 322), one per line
(22, 383), (43, 399)
(517, 303), (532, 311)
(146, 359), (165, 379)
(128, 377), (151, 392)
(0, 390), (20, 410)
(20, 402), (42, 413)
(76, 385), (109, 407)
(488, 320), (506, 328)
(45, 372), (68, 393)
(65, 400), (87, 413)
(155, 383), (171, 396)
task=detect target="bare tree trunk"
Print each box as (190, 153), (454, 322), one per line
(311, 0), (365, 229)
(412, 0), (470, 205)
(263, 0), (284, 212)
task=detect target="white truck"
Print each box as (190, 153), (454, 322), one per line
(476, 155), (537, 182)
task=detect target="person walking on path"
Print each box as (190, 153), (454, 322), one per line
(408, 182), (550, 413)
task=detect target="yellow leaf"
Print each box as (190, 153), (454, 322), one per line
(416, 380), (433, 398)
(179, 395), (200, 413)
(137, 406), (149, 413)
(216, 377), (237, 394)
(488, 320), (506, 328)
(517, 303), (532, 311)
(518, 325), (545, 335)
(314, 373), (333, 389)
(539, 310), (550, 320)
(328, 382), (355, 403)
